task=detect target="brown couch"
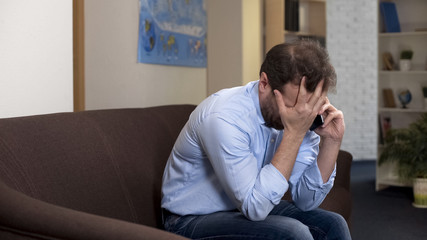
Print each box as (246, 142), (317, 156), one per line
(0, 105), (352, 239)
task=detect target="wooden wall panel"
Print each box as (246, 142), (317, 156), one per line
(73, 0), (85, 111)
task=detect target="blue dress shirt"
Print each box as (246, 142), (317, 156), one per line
(161, 81), (336, 221)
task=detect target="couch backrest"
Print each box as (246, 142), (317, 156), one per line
(0, 105), (196, 228)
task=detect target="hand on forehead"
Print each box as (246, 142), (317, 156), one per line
(283, 77), (327, 107)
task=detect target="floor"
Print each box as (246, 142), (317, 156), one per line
(350, 161), (427, 240)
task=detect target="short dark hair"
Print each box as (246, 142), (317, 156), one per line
(259, 39), (336, 93)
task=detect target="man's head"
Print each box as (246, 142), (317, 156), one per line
(258, 39), (336, 129)
(260, 39), (336, 93)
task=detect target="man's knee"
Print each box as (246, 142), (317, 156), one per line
(287, 222), (313, 240)
(269, 216), (314, 240)
(328, 212), (348, 229)
(322, 212), (351, 239)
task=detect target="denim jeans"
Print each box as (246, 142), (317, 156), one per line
(163, 200), (351, 240)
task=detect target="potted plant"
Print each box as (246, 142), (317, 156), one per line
(379, 113), (427, 208)
(399, 50), (413, 71)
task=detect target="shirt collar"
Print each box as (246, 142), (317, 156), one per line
(249, 80), (266, 125)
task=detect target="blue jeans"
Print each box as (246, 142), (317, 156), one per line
(163, 200), (351, 240)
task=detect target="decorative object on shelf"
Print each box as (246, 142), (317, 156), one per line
(423, 87), (427, 109)
(383, 88), (396, 107)
(383, 52), (395, 70)
(399, 50), (413, 71)
(379, 113), (427, 208)
(378, 114), (392, 145)
(398, 89), (412, 108)
(380, 2), (401, 33)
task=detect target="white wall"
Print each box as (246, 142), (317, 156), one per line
(327, 0), (378, 160)
(84, 0), (207, 110)
(0, 0), (73, 118)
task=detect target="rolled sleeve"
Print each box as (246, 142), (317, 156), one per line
(243, 164), (289, 221)
(254, 164), (289, 204)
(287, 131), (336, 211)
(293, 160), (336, 211)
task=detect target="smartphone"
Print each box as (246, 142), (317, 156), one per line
(310, 115), (324, 131)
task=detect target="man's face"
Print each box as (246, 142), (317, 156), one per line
(261, 82), (309, 130)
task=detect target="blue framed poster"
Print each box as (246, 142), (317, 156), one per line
(137, 0), (207, 68)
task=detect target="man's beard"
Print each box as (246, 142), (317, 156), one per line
(260, 101), (284, 130)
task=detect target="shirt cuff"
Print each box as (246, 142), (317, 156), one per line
(253, 163), (289, 205)
(303, 160), (336, 194)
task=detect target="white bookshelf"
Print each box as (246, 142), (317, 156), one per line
(376, 0), (427, 191)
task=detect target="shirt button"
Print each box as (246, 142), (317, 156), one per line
(270, 138), (275, 143)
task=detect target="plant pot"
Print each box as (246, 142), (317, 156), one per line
(413, 178), (427, 208)
(399, 59), (412, 71)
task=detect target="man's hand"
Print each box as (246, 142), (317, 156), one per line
(273, 77), (326, 137)
(315, 97), (345, 183)
(271, 77), (326, 180)
(315, 97), (345, 143)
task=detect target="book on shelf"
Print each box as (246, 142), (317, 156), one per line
(382, 52), (395, 70)
(380, 2), (401, 33)
(383, 88), (396, 108)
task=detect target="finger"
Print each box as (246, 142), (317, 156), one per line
(274, 90), (287, 112)
(313, 91), (328, 114)
(308, 79), (325, 107)
(322, 110), (343, 128)
(319, 97), (335, 115)
(296, 76), (308, 104)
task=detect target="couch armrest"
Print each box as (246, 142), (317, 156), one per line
(334, 150), (353, 191)
(0, 182), (187, 240)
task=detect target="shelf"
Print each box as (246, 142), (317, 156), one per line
(300, 0), (325, 2)
(284, 31), (324, 36)
(377, 177), (412, 187)
(379, 70), (427, 75)
(379, 31), (427, 38)
(379, 108), (427, 113)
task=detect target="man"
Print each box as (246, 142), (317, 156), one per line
(161, 39), (351, 239)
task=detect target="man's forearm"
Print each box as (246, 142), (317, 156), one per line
(271, 132), (305, 180)
(317, 138), (342, 183)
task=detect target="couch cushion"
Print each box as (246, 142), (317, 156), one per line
(0, 105), (196, 228)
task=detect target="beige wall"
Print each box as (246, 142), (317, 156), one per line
(207, 0), (263, 95)
(207, 0), (243, 95)
(0, 0), (264, 117)
(0, 0), (73, 118)
(84, 0), (207, 110)
(242, 0), (263, 86)
(86, 0), (263, 109)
